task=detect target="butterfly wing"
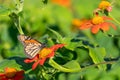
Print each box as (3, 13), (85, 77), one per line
(24, 40), (44, 58)
(18, 35), (45, 59)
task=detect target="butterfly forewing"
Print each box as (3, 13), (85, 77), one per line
(18, 35), (45, 59)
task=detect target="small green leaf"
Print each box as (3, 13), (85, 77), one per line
(89, 47), (106, 70)
(0, 5), (11, 16)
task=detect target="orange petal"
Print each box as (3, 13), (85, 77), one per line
(45, 44), (64, 58)
(32, 60), (41, 70)
(47, 52), (54, 58)
(50, 44), (65, 51)
(91, 25), (100, 34)
(80, 20), (93, 30)
(108, 22), (117, 30)
(100, 22), (109, 31)
(102, 16), (112, 20)
(39, 58), (46, 65)
(32, 58), (47, 70)
(24, 54), (39, 63)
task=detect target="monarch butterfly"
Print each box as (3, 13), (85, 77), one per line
(18, 35), (45, 59)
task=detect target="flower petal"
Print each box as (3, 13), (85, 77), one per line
(108, 22), (117, 30)
(14, 71), (24, 80)
(24, 54), (39, 63)
(80, 20), (93, 30)
(50, 44), (65, 51)
(32, 58), (47, 70)
(39, 58), (46, 65)
(32, 60), (41, 70)
(0, 73), (7, 80)
(100, 22), (109, 31)
(102, 16), (112, 20)
(44, 44), (65, 61)
(47, 52), (54, 58)
(91, 25), (100, 34)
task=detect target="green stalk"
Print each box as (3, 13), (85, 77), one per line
(18, 16), (24, 34)
(9, 13), (24, 35)
(49, 58), (81, 72)
(109, 13), (120, 25)
(49, 58), (116, 73)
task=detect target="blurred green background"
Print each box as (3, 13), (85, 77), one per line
(0, 0), (120, 80)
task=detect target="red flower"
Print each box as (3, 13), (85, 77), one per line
(80, 15), (116, 34)
(24, 44), (65, 70)
(0, 67), (24, 80)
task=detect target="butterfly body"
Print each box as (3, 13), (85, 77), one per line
(18, 35), (45, 59)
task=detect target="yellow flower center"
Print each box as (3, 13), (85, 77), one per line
(39, 48), (52, 59)
(92, 16), (104, 25)
(4, 68), (17, 78)
(99, 1), (111, 9)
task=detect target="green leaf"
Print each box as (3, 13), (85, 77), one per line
(62, 37), (83, 51)
(63, 60), (81, 70)
(95, 32), (119, 58)
(49, 58), (81, 72)
(109, 59), (120, 78)
(89, 47), (106, 70)
(82, 67), (101, 80)
(0, 5), (11, 16)
(111, 59), (120, 71)
(58, 73), (66, 80)
(49, 29), (84, 50)
(48, 28), (63, 42)
(0, 59), (22, 71)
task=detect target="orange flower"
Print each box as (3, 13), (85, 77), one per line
(80, 15), (116, 34)
(72, 19), (88, 28)
(98, 0), (112, 12)
(51, 0), (71, 7)
(0, 67), (24, 80)
(24, 44), (64, 70)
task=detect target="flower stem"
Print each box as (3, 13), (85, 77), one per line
(49, 58), (116, 73)
(109, 13), (120, 25)
(18, 16), (24, 34)
(49, 58), (81, 72)
(81, 61), (116, 71)
(10, 0), (24, 34)
(9, 13), (24, 35)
